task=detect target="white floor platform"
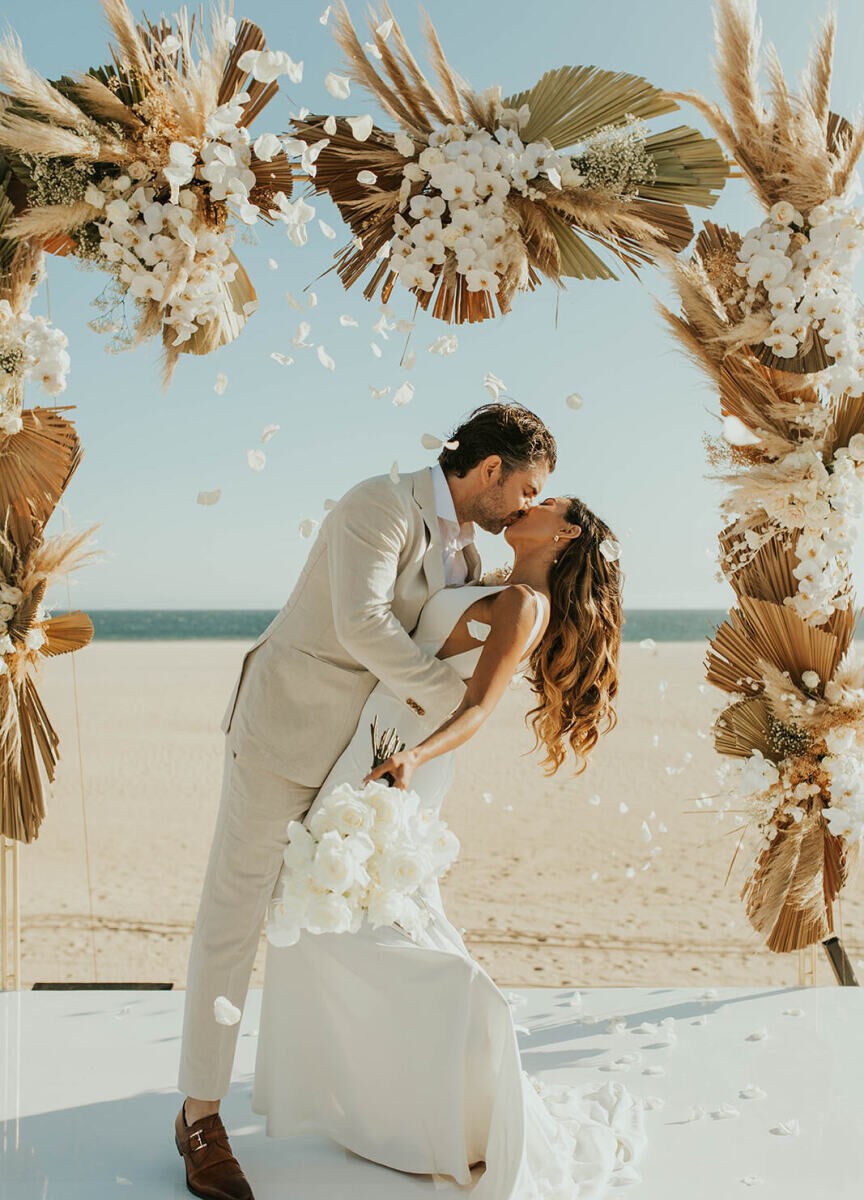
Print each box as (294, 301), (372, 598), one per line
(1, 984), (862, 1199)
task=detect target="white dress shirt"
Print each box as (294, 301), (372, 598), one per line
(430, 462), (475, 586)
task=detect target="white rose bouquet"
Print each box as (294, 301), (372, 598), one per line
(265, 722), (460, 947)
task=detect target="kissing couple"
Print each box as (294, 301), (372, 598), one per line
(174, 401), (648, 1198)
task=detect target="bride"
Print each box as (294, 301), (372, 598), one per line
(251, 492), (648, 1197)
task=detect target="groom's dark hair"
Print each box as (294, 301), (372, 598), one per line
(439, 402), (557, 478)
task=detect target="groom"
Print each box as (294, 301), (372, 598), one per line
(174, 401), (557, 1199)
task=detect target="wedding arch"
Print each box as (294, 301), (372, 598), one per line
(12, 0), (855, 993)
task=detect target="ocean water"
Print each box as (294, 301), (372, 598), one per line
(80, 608), (751, 642)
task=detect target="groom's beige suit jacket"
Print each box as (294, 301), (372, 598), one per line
(220, 465), (482, 787)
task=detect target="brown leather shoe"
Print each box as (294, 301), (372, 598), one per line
(175, 1103), (255, 1200)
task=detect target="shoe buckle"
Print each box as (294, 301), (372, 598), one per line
(189, 1129), (208, 1152)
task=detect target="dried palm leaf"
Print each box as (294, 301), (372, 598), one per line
(0, 406), (81, 551)
(40, 611), (94, 657)
(713, 694), (773, 758)
(740, 806), (833, 952)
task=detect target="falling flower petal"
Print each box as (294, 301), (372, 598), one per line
(285, 291), (303, 310)
(642, 1065), (665, 1076)
(292, 321), (312, 347)
(393, 381), (414, 406)
(160, 34), (181, 54)
(421, 433), (443, 449)
(214, 995), (241, 1025)
(268, 258), (279, 270)
(347, 114), (374, 141)
(214, 373), (228, 395)
(599, 538), (620, 561)
(317, 345), (335, 370)
(324, 498), (337, 510)
(340, 314), (358, 326)
(639, 637), (657, 652)
(364, 40), (383, 59)
(746, 1028), (769, 1040)
(428, 334), (459, 356)
(467, 619), (491, 642)
(619, 801), (628, 813)
(404, 350), (417, 369)
(369, 386), (390, 399)
(197, 489), (222, 506)
(261, 424), (280, 445)
(270, 352), (294, 366)
(483, 371), (507, 399)
(319, 4), (331, 23)
(319, 219), (336, 239)
(307, 292), (318, 307)
(253, 132), (282, 161)
(299, 518), (319, 538)
(710, 1104), (740, 1120)
(566, 393), (584, 410)
(389, 460), (400, 483)
(640, 821), (652, 843)
(325, 72), (350, 98)
(323, 114), (337, 135)
(371, 342), (383, 357)
(782, 1007), (805, 1017)
(357, 169), (378, 185)
(247, 449), (266, 472)
(376, 18), (393, 38)
(739, 1083), (767, 1099)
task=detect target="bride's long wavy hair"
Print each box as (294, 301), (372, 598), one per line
(524, 496), (624, 775)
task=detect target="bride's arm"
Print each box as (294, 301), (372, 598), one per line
(364, 585), (543, 789)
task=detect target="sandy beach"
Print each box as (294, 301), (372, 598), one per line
(12, 639), (864, 990)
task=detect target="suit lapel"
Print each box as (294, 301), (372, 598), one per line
(410, 467), (445, 595)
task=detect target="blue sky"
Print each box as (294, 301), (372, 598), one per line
(11, 0), (864, 609)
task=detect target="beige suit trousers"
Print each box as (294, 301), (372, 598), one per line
(176, 737), (317, 1100)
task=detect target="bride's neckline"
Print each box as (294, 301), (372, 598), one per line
(431, 583), (547, 664)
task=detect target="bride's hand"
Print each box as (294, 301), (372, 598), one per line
(363, 749), (419, 790)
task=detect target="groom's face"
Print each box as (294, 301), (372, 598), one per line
(471, 459), (550, 534)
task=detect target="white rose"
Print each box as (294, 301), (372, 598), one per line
(738, 749), (780, 795)
(366, 887), (410, 929)
(326, 795), (375, 837)
(801, 670), (821, 689)
(378, 846), (430, 893)
(311, 831), (357, 893)
(0, 603), (14, 621)
(305, 892), (353, 933)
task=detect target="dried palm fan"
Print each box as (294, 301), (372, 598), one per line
(665, 0), (864, 376)
(294, 1), (729, 323)
(0, 484), (101, 843)
(0, 1), (296, 383)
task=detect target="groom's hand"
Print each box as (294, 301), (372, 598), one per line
(364, 749), (418, 791)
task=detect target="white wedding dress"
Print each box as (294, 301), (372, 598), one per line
(251, 584), (648, 1197)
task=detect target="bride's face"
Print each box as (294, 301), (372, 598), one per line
(503, 497), (579, 549)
